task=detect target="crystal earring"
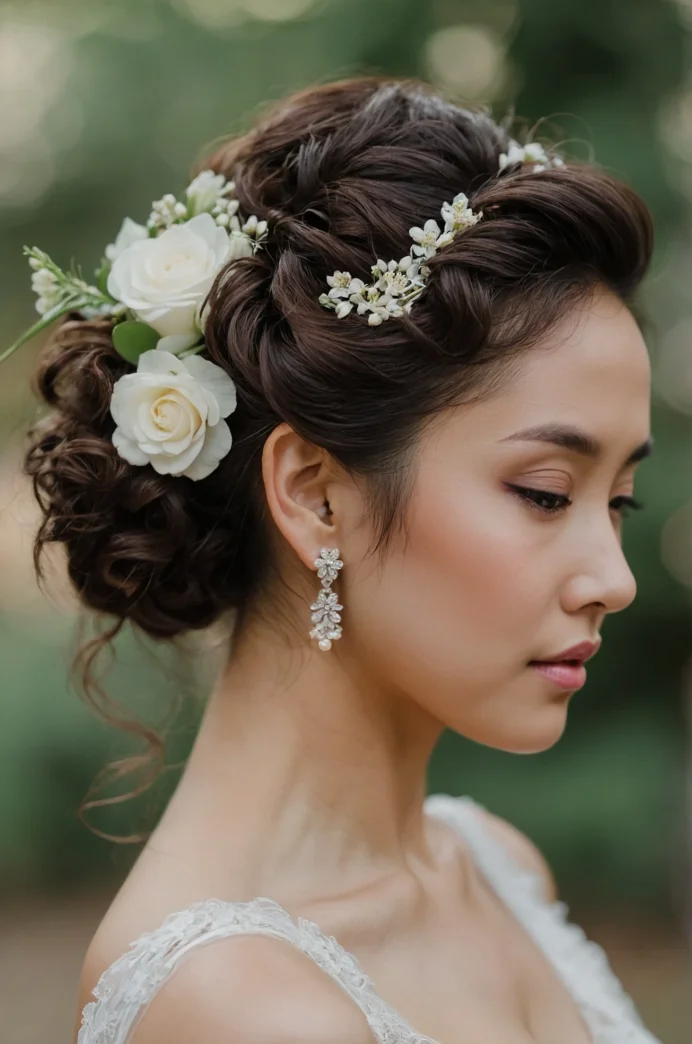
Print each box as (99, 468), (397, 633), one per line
(309, 547), (344, 651)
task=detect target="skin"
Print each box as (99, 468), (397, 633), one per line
(168, 283), (650, 881)
(79, 285), (652, 1042)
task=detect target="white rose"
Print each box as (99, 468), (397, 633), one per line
(107, 213), (249, 343)
(105, 217), (148, 262)
(110, 349), (237, 481)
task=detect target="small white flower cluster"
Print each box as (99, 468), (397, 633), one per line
(498, 139), (565, 173)
(24, 248), (118, 325)
(147, 192), (190, 231)
(319, 138), (564, 325)
(142, 170), (270, 251)
(319, 192), (481, 327)
(30, 263), (64, 316)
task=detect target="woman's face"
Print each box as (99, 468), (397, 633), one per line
(345, 288), (652, 752)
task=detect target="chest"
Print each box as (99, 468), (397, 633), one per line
(343, 877), (594, 1044)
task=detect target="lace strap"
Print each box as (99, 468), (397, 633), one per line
(78, 895), (436, 1044)
(424, 794), (662, 1044)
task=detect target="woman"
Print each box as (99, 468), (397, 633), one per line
(11, 77), (658, 1042)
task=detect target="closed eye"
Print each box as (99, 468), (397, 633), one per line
(506, 484), (644, 517)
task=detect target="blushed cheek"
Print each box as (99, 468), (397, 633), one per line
(349, 479), (535, 690)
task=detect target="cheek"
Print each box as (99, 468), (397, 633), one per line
(347, 477), (537, 692)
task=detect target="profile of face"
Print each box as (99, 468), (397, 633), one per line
(319, 287), (651, 754)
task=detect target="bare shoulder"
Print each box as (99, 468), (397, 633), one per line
(82, 932), (375, 1044)
(472, 805), (559, 902)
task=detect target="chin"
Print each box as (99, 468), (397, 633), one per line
(480, 705), (570, 755)
(509, 713), (570, 754)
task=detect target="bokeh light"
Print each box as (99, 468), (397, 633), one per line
(0, 17), (74, 206)
(425, 23), (507, 99)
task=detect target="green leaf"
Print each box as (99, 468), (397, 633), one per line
(95, 259), (112, 296)
(112, 321), (160, 365)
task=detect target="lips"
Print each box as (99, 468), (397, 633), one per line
(528, 639), (600, 691)
(532, 640), (600, 665)
(529, 661), (587, 691)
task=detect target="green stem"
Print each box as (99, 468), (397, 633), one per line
(0, 298), (88, 365)
(178, 343), (206, 359)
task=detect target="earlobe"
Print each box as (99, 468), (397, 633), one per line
(261, 423), (338, 570)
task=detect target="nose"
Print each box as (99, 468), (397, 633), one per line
(561, 525), (637, 617)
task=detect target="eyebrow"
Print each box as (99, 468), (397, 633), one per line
(501, 424), (653, 468)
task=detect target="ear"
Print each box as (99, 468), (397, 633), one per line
(261, 423), (341, 571)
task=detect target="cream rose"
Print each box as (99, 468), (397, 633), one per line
(106, 213), (251, 344)
(110, 349), (237, 480)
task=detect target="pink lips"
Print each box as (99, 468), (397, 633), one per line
(530, 661), (587, 690)
(529, 639), (600, 692)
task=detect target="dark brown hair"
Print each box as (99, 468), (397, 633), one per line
(23, 77), (653, 839)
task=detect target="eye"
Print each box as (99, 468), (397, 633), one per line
(506, 484), (645, 518)
(609, 495), (644, 518)
(506, 484), (571, 514)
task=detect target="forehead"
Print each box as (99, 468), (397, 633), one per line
(460, 290), (651, 451)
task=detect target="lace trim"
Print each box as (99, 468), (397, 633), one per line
(77, 894), (438, 1044)
(79, 794), (664, 1044)
(424, 794), (663, 1044)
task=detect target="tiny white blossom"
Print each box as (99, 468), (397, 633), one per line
(354, 287), (405, 325)
(35, 296), (56, 316)
(522, 142), (550, 165)
(371, 259), (418, 299)
(409, 219), (443, 258)
(498, 139), (563, 172)
(434, 230), (455, 250)
(31, 268), (58, 295)
(30, 266), (62, 315)
(441, 192), (483, 233)
(242, 214), (268, 244)
(185, 170), (228, 214)
(148, 194), (184, 231)
(326, 271), (364, 300)
(213, 197), (243, 233)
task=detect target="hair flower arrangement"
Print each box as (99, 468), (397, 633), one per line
(6, 137), (564, 477)
(319, 192), (482, 326)
(3, 170), (268, 480)
(319, 138), (564, 325)
(498, 139), (565, 173)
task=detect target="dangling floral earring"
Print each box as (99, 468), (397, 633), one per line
(309, 547), (343, 651)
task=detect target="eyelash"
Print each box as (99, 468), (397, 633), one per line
(506, 484), (644, 518)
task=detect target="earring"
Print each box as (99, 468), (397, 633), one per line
(309, 547), (344, 651)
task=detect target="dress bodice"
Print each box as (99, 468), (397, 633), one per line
(78, 793), (663, 1044)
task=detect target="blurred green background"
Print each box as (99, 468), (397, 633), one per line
(1, 0), (692, 1040)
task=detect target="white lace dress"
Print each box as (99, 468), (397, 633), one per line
(77, 793), (663, 1044)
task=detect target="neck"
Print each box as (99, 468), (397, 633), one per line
(169, 610), (446, 904)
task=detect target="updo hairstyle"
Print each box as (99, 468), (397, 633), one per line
(22, 78), (653, 835)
